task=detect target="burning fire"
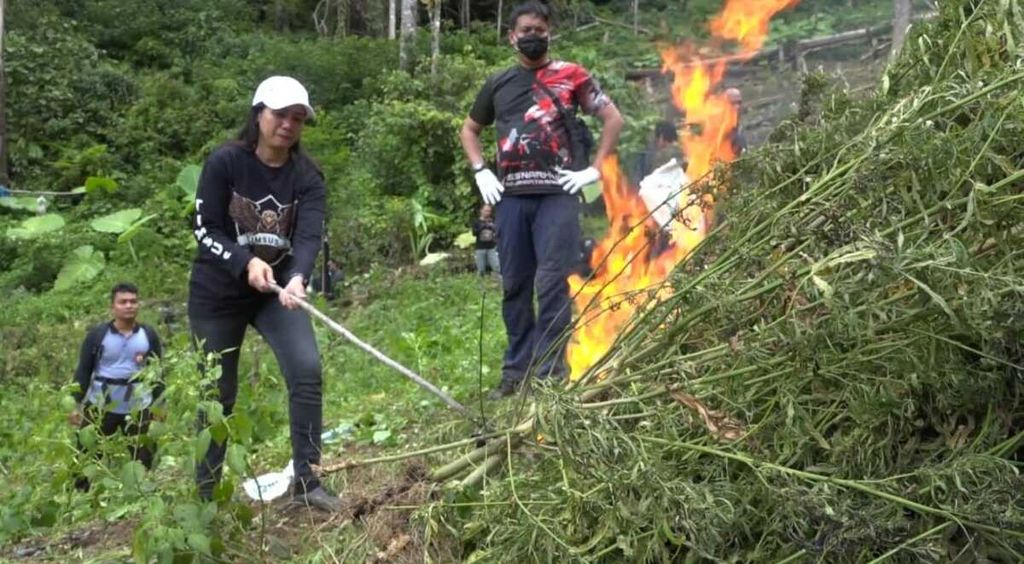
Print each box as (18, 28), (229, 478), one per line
(711, 0), (801, 52)
(567, 0), (799, 380)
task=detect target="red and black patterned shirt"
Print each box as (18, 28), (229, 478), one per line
(470, 60), (611, 195)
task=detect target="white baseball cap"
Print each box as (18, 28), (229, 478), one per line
(252, 76), (315, 120)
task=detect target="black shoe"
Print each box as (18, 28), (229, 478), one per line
(487, 381), (519, 400)
(292, 486), (343, 513)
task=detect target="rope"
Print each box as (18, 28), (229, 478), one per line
(1, 187), (81, 197)
(267, 283), (473, 418)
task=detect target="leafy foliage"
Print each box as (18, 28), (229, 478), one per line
(90, 209), (144, 234)
(53, 245), (106, 291)
(6, 214), (66, 239)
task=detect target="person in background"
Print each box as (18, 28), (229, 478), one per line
(472, 204), (500, 276)
(633, 120), (681, 183)
(311, 259), (344, 298)
(459, 1), (624, 399)
(725, 87), (748, 156)
(69, 282), (163, 492)
(187, 75), (341, 512)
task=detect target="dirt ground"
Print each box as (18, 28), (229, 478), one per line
(3, 459), (447, 562)
(4, 518), (138, 561)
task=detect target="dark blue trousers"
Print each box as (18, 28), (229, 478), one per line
(495, 193), (580, 384)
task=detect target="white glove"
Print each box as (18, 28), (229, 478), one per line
(557, 166), (600, 195)
(474, 168), (504, 205)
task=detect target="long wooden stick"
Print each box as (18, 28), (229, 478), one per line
(269, 283), (472, 417)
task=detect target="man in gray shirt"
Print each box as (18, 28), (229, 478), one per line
(70, 282), (163, 491)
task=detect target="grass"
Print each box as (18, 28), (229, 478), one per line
(0, 263), (508, 561)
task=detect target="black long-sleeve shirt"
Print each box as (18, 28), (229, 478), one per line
(188, 144), (326, 315)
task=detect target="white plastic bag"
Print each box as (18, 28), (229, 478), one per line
(242, 459), (294, 502)
(638, 158), (692, 231)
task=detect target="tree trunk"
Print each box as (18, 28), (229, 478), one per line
(334, 0), (348, 39)
(496, 0), (503, 43)
(274, 0), (289, 32)
(388, 0), (396, 40)
(460, 0), (470, 29)
(429, 0), (441, 77)
(399, 0), (417, 71)
(0, 0), (8, 186)
(633, 0), (639, 35)
(890, 0), (911, 58)
(313, 0), (329, 36)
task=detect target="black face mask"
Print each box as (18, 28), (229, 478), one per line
(516, 34), (549, 61)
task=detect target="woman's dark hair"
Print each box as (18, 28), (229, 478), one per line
(233, 103), (323, 178)
(509, 1), (551, 30)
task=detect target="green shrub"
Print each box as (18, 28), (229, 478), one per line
(4, 19), (139, 186)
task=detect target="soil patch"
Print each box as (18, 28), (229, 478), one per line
(4, 517), (137, 561)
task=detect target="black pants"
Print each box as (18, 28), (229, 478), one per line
(494, 194), (581, 384)
(190, 297), (323, 498)
(74, 407), (154, 491)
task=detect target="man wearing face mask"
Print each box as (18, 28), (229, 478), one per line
(459, 1), (624, 398)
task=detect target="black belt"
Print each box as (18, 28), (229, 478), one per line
(94, 376), (137, 403)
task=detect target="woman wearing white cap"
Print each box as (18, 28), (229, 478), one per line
(187, 76), (341, 512)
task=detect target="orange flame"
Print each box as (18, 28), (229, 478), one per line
(710, 0), (801, 52)
(567, 0), (798, 380)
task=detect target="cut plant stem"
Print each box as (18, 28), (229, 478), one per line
(458, 452), (505, 489)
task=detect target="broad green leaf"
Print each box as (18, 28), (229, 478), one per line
(78, 426), (98, 450)
(0, 197), (37, 211)
(120, 460), (146, 490)
(6, 213), (65, 239)
(84, 176), (119, 194)
(200, 500), (218, 525)
(173, 502), (200, 525)
(372, 429), (392, 444)
(91, 208), (142, 234)
(582, 181), (603, 204)
(454, 231), (476, 249)
(187, 533), (212, 555)
(419, 252), (449, 266)
(230, 412), (253, 443)
(199, 400), (224, 424)
(117, 213), (158, 243)
(85, 176), (118, 194)
(226, 444), (247, 477)
(60, 395), (76, 412)
(210, 421), (229, 444)
(105, 502), (132, 521)
(54, 245), (106, 291)
(31, 501), (60, 527)
(177, 164), (202, 200)
(147, 421), (167, 439)
(194, 428), (212, 463)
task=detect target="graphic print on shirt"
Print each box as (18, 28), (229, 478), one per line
(498, 62), (610, 190)
(478, 221), (495, 243)
(228, 193), (296, 265)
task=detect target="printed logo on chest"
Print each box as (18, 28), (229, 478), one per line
(228, 193), (296, 265)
